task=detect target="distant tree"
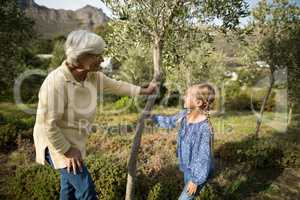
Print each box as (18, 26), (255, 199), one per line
(0, 0), (35, 99)
(250, 0), (300, 137)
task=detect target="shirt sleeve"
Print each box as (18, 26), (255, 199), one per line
(190, 124), (212, 186)
(96, 72), (141, 96)
(151, 109), (186, 129)
(39, 75), (71, 155)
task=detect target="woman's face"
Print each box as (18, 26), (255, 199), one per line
(183, 87), (203, 109)
(78, 53), (104, 72)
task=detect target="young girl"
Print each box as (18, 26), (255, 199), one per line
(150, 83), (215, 200)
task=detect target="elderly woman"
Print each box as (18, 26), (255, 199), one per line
(33, 30), (157, 200)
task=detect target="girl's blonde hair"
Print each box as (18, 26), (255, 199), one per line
(192, 83), (215, 113)
(192, 83), (216, 152)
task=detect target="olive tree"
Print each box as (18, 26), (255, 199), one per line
(102, 0), (248, 199)
(251, 0), (300, 137)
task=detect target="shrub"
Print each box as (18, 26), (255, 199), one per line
(0, 123), (17, 148)
(147, 179), (181, 200)
(9, 165), (60, 200)
(0, 114), (35, 148)
(216, 138), (284, 169)
(114, 96), (138, 113)
(85, 154), (128, 200)
(281, 146), (300, 168)
(198, 184), (219, 200)
(224, 83), (276, 111)
(223, 179), (244, 200)
(147, 180), (218, 200)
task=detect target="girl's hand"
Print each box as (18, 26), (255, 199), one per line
(186, 181), (197, 196)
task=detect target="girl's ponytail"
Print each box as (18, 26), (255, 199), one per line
(194, 83), (215, 156)
(204, 102), (214, 156)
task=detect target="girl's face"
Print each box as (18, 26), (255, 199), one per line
(183, 87), (203, 109)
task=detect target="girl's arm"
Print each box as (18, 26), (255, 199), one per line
(151, 109), (186, 129)
(189, 124), (212, 186)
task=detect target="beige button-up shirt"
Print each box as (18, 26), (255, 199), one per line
(33, 61), (141, 169)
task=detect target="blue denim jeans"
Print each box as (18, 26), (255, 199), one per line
(45, 148), (98, 200)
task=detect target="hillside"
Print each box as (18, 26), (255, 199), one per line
(18, 0), (110, 37)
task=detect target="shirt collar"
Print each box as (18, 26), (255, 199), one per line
(60, 60), (85, 86)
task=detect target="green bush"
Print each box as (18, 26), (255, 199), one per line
(198, 184), (219, 200)
(85, 154), (128, 200)
(0, 123), (17, 148)
(250, 89), (276, 112)
(281, 146), (300, 168)
(114, 96), (138, 113)
(226, 91), (252, 111)
(216, 138), (284, 169)
(147, 180), (218, 200)
(223, 179), (244, 200)
(225, 83), (276, 111)
(0, 113), (35, 148)
(20, 74), (44, 104)
(9, 165), (60, 200)
(147, 179), (182, 200)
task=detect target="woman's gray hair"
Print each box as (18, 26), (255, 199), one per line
(65, 30), (106, 66)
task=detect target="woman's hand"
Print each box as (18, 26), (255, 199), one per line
(140, 81), (159, 95)
(186, 181), (197, 196)
(64, 147), (83, 175)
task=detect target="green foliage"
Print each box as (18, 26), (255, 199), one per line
(0, 123), (17, 148)
(0, 113), (35, 148)
(9, 154), (128, 200)
(225, 83), (276, 111)
(20, 74), (45, 104)
(250, 0), (300, 123)
(167, 43), (227, 93)
(114, 96), (138, 113)
(223, 179), (245, 200)
(85, 154), (127, 200)
(117, 48), (153, 85)
(103, 0), (249, 95)
(0, 0), (35, 97)
(216, 137), (287, 169)
(147, 178), (182, 200)
(252, 0), (300, 71)
(9, 165), (60, 200)
(30, 38), (54, 55)
(147, 179), (218, 200)
(49, 40), (66, 69)
(198, 184), (219, 200)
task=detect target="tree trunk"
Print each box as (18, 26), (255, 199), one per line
(125, 36), (162, 200)
(287, 102), (293, 126)
(255, 69), (275, 138)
